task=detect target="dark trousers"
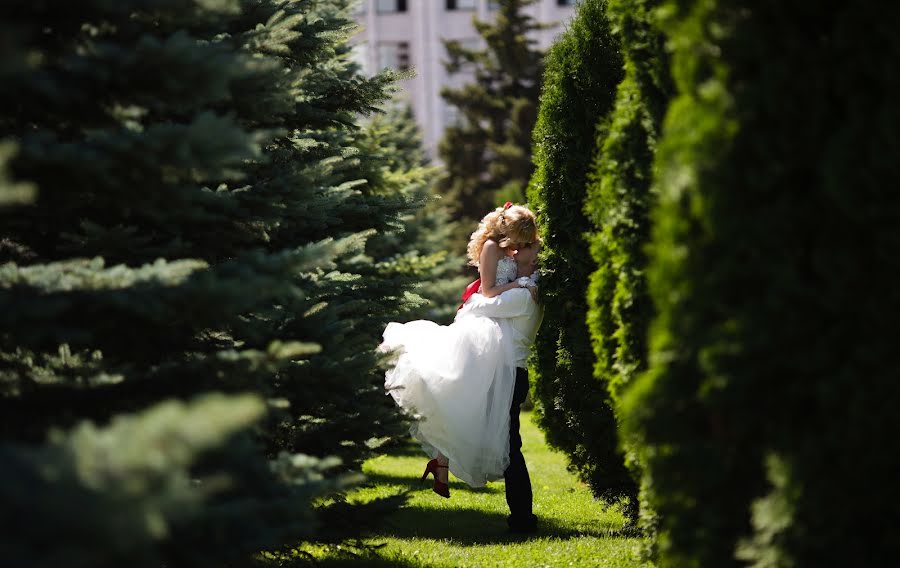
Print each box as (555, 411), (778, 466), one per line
(504, 367), (535, 527)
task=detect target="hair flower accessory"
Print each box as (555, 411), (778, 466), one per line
(503, 201), (513, 209)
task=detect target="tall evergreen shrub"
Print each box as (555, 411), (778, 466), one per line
(584, 0), (673, 533)
(526, 0), (635, 515)
(622, 1), (900, 566)
(357, 105), (469, 325)
(0, 0), (426, 564)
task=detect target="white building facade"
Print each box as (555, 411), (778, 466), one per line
(351, 0), (577, 158)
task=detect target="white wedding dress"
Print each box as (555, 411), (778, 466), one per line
(381, 256), (520, 487)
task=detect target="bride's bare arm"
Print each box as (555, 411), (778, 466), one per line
(478, 240), (520, 298)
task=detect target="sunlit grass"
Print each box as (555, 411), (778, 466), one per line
(294, 412), (652, 567)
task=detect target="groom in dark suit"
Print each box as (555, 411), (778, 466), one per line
(461, 241), (542, 533)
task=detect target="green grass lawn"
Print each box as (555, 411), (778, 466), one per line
(290, 412), (651, 567)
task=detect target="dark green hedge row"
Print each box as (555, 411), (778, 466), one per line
(526, 0), (637, 514)
(620, 1), (900, 566)
(585, 0), (673, 536)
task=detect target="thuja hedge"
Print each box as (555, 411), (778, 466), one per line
(622, 1), (900, 566)
(584, 0), (672, 535)
(526, 0), (635, 514)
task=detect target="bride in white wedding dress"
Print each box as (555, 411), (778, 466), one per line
(380, 203), (539, 496)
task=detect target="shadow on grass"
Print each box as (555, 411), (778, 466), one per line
(374, 439), (428, 458)
(369, 502), (635, 546)
(259, 545), (427, 568)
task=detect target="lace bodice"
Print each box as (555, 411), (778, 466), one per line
(494, 256), (518, 286)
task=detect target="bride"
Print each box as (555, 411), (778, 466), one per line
(380, 203), (539, 496)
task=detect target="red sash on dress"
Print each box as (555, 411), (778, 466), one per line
(458, 278), (481, 310)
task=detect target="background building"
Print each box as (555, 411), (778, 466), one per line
(351, 0), (577, 159)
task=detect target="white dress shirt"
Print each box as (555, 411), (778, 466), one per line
(456, 288), (543, 368)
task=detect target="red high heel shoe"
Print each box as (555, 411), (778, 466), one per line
(421, 458), (450, 498)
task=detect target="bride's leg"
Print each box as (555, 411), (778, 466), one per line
(436, 452), (450, 484)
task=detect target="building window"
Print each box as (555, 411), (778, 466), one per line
(447, 0), (477, 10)
(488, 0), (501, 10)
(378, 41), (411, 71)
(557, 0), (576, 5)
(376, 0), (407, 13)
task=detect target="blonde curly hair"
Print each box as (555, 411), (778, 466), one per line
(466, 204), (538, 267)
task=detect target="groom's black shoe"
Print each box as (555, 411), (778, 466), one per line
(507, 514), (538, 534)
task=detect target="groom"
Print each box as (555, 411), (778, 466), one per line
(460, 241), (543, 533)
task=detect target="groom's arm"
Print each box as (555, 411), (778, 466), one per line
(462, 287), (534, 318)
